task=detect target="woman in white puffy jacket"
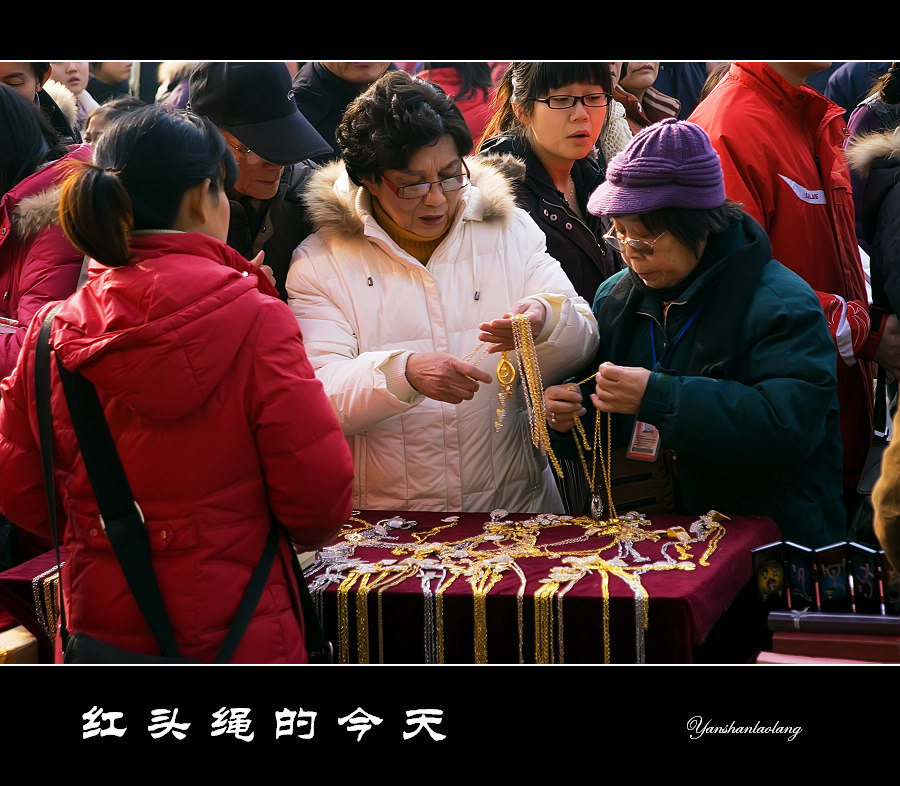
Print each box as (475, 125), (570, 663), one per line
(287, 70), (598, 514)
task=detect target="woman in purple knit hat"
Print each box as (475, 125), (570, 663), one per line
(542, 118), (845, 548)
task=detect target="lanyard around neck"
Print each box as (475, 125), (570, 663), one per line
(650, 299), (707, 368)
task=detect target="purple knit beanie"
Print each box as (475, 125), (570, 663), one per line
(587, 118), (726, 216)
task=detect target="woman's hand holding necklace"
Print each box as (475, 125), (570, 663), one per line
(591, 362), (651, 415)
(476, 299), (547, 352)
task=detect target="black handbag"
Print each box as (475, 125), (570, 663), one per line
(35, 307), (329, 664)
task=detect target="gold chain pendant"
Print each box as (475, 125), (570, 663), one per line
(572, 389), (616, 522)
(493, 352), (516, 432)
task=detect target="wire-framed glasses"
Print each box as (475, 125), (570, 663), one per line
(602, 228), (667, 255)
(530, 93), (611, 110)
(381, 160), (471, 199)
(228, 141), (264, 164)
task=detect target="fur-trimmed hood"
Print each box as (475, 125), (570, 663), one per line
(846, 126), (900, 250)
(475, 150), (527, 184)
(2, 144), (92, 242)
(301, 155), (522, 243)
(846, 126), (900, 175)
(42, 79), (78, 128)
(8, 187), (63, 240)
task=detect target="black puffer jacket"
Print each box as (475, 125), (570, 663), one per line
(847, 126), (900, 314)
(478, 132), (622, 303)
(227, 160), (319, 301)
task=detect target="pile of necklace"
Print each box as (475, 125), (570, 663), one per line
(327, 318), (731, 663)
(304, 508), (729, 664)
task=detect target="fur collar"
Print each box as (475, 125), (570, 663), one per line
(301, 156), (521, 243)
(8, 186), (63, 240)
(476, 151), (527, 184)
(846, 126), (900, 175)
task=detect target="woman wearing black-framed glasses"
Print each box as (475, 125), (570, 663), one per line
(286, 69), (598, 515)
(478, 62), (624, 306)
(476, 62), (626, 515)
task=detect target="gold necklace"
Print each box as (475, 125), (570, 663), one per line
(461, 341), (491, 367)
(436, 569), (464, 663)
(511, 313), (564, 477)
(336, 570), (361, 664)
(460, 339), (518, 432)
(471, 565), (505, 664)
(534, 579), (557, 664)
(567, 370), (618, 522)
(375, 563), (419, 663)
(355, 570), (377, 663)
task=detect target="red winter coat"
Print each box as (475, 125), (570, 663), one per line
(0, 144), (92, 380)
(0, 232), (354, 663)
(689, 61), (874, 490)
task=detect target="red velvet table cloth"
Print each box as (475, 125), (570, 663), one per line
(0, 511), (780, 665)
(312, 510), (781, 664)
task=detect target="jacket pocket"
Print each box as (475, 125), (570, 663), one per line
(70, 507), (199, 553)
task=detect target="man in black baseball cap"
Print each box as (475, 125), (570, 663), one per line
(188, 61), (331, 299)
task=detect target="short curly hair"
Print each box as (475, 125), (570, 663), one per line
(336, 70), (473, 186)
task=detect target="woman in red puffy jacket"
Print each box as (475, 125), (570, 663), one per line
(0, 83), (89, 570)
(0, 105), (354, 663)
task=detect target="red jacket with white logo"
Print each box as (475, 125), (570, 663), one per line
(690, 61), (874, 488)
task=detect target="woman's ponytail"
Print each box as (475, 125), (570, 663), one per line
(59, 160), (134, 268)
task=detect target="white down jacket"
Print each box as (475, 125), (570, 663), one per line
(287, 158), (599, 513)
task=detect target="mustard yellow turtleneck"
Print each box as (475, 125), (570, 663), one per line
(370, 196), (451, 264)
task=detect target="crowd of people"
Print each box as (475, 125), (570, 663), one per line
(1, 60), (899, 663)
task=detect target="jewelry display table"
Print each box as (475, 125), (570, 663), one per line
(0, 510), (780, 664)
(309, 509), (781, 664)
(0, 549), (61, 663)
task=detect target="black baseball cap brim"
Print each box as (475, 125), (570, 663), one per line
(225, 111), (333, 166)
(188, 61), (333, 166)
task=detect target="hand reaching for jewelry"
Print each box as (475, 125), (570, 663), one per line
(591, 362), (651, 414)
(406, 352), (493, 404)
(477, 299), (547, 352)
(544, 384), (587, 432)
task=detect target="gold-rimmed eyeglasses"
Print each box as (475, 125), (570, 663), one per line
(602, 228), (667, 255)
(228, 141), (264, 164)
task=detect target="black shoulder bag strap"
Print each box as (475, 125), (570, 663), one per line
(36, 307), (278, 663)
(36, 305), (67, 649)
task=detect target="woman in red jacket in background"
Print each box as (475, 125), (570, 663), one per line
(0, 105), (354, 663)
(0, 83), (87, 383)
(416, 62), (497, 143)
(0, 83), (90, 571)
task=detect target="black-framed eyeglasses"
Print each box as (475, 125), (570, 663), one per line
(381, 160), (471, 199)
(530, 93), (611, 110)
(602, 228), (667, 255)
